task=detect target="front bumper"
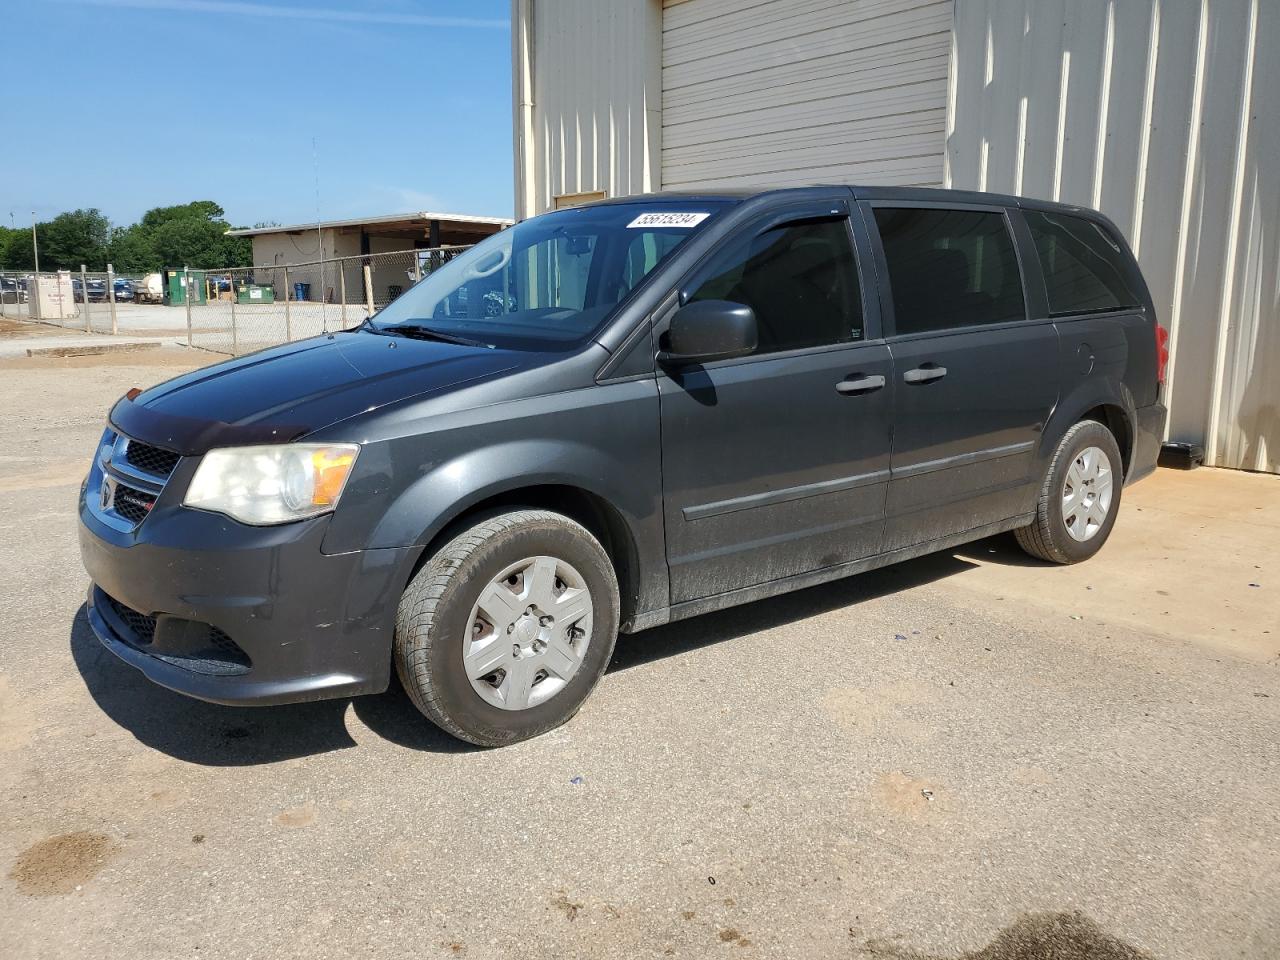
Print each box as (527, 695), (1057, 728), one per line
(79, 491), (417, 707)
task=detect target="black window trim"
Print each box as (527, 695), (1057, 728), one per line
(649, 199), (881, 369)
(1021, 208), (1148, 320)
(865, 199), (1036, 340)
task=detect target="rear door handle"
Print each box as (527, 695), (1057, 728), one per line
(835, 374), (886, 395)
(903, 365), (947, 384)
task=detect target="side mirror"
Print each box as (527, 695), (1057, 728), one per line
(659, 300), (758, 366)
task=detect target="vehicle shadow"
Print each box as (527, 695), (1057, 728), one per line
(68, 605), (476, 765)
(610, 544), (981, 672)
(69, 538), (1018, 765)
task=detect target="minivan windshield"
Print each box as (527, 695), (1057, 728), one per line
(369, 201), (729, 350)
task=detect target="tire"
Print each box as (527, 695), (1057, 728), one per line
(394, 509), (620, 747)
(1015, 419), (1124, 564)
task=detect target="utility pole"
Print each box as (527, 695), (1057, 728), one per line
(31, 211), (40, 275)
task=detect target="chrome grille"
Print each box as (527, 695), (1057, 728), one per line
(89, 430), (172, 533)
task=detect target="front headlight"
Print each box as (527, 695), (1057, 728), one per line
(183, 443), (360, 525)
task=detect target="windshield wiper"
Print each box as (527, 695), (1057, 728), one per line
(377, 323), (494, 349)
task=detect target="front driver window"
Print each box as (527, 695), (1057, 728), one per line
(688, 218), (863, 354)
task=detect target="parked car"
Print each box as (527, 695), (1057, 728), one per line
(0, 276), (22, 304)
(72, 277), (109, 303)
(78, 186), (1167, 746)
(113, 278), (136, 302)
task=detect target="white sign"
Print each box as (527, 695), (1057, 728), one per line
(626, 212), (710, 229)
(249, 288), (263, 300)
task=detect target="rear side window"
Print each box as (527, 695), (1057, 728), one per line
(874, 207), (1026, 335)
(689, 218), (863, 354)
(1025, 211), (1144, 315)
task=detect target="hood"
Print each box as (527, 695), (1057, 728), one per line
(110, 329), (523, 455)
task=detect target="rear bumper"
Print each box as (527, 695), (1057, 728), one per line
(1128, 401), (1168, 485)
(79, 499), (417, 706)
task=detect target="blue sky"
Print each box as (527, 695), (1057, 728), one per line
(1, 0), (513, 229)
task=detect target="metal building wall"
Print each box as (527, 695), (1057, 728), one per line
(512, 0), (663, 219)
(660, 0), (954, 191)
(946, 0), (1279, 472)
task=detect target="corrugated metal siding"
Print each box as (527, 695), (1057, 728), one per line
(947, 0), (1279, 472)
(660, 0), (954, 190)
(522, 0), (662, 215)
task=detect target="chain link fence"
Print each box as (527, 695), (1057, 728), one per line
(0, 267), (150, 334)
(0, 245), (471, 354)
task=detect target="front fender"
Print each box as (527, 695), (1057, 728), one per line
(370, 438), (647, 550)
(319, 379), (667, 618)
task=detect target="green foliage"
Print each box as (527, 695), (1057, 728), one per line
(0, 227), (36, 270)
(0, 201), (252, 272)
(42, 209), (111, 269)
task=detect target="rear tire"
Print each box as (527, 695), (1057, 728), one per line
(394, 509), (620, 747)
(1015, 420), (1123, 564)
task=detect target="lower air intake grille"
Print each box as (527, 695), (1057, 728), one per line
(106, 595), (157, 643)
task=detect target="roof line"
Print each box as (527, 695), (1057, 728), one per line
(227, 210), (514, 236)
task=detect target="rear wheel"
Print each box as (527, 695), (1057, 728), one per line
(394, 509), (620, 747)
(1015, 420), (1123, 564)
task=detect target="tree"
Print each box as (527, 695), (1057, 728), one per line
(41, 209), (110, 270)
(106, 224), (156, 273)
(0, 201), (252, 273)
(0, 227), (35, 270)
(134, 201), (251, 269)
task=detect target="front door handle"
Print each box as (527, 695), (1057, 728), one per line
(903, 364), (947, 384)
(835, 374), (886, 395)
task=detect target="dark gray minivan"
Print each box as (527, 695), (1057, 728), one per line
(79, 186), (1168, 745)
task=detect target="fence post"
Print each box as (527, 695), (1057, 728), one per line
(184, 266), (193, 348)
(363, 264), (374, 316)
(229, 274), (239, 356)
(106, 263), (118, 335)
(339, 265), (348, 329)
(0, 273), (6, 318)
(283, 265), (293, 341)
(80, 264), (91, 332)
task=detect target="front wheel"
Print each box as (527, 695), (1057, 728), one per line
(1015, 420), (1123, 564)
(394, 509), (620, 747)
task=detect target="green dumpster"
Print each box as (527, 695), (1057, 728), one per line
(237, 284), (275, 304)
(165, 269), (207, 306)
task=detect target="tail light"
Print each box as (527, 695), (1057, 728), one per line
(1155, 323), (1170, 384)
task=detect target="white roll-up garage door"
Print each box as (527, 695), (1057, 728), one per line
(661, 0), (954, 191)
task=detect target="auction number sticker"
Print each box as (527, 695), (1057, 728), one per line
(627, 212), (710, 229)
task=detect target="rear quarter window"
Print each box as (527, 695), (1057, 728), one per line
(1024, 211), (1145, 316)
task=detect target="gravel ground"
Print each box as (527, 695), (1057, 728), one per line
(0, 343), (1277, 960)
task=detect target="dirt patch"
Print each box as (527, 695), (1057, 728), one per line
(0, 346), (210, 371)
(822, 681), (935, 740)
(718, 927), (752, 947)
(858, 910), (1153, 959)
(0, 458), (91, 492)
(9, 832), (119, 897)
(551, 889), (583, 920)
(871, 771), (949, 819)
(275, 804), (317, 828)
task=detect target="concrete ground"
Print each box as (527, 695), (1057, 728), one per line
(0, 345), (1277, 960)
